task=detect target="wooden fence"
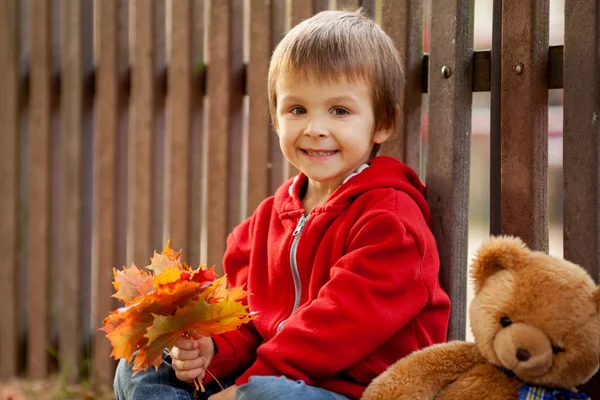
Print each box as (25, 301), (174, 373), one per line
(0, 0), (598, 396)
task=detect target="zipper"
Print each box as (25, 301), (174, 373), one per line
(276, 213), (310, 332)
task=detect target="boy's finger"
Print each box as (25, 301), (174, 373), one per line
(172, 356), (206, 372)
(186, 330), (203, 340)
(176, 367), (205, 383)
(174, 348), (201, 361)
(174, 338), (198, 350)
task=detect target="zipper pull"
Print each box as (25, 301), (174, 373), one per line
(293, 213), (309, 236)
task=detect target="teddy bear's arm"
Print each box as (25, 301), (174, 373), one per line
(361, 341), (486, 400)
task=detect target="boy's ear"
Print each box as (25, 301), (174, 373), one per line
(373, 126), (393, 144)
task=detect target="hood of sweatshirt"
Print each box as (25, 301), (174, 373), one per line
(273, 155), (431, 226)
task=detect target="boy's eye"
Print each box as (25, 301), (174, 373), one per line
(331, 107), (349, 116)
(290, 107), (306, 115)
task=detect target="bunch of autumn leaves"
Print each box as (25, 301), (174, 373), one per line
(101, 241), (254, 375)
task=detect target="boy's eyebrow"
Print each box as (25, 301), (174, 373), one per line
(327, 95), (358, 104)
(279, 94), (359, 104)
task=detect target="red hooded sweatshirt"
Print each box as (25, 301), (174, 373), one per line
(206, 156), (450, 399)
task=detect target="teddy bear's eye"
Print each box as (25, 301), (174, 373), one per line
(552, 345), (564, 354)
(500, 316), (512, 327)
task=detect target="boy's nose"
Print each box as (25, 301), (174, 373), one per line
(304, 119), (329, 138)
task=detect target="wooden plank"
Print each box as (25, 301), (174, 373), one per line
(247, 0), (272, 216)
(564, 4), (600, 395)
(202, 0), (232, 273)
(489, 0), (502, 236)
(28, 0), (51, 379)
(0, 0), (19, 380)
(78, 0), (94, 364)
(500, 0), (548, 251)
(93, 0), (119, 388)
(314, 0), (329, 13)
(129, 0), (154, 265)
(290, 0), (314, 27)
(380, 0), (423, 174)
(426, 0), (473, 342)
(284, 0), (315, 180)
(269, 0), (287, 194)
(167, 0), (192, 260)
(360, 0), (375, 18)
(331, 0), (360, 10)
(188, 0), (205, 267)
(226, 0), (244, 234)
(152, 0), (166, 252)
(59, 0), (82, 383)
(564, 0), (600, 285)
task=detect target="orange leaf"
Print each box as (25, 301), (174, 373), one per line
(146, 240), (184, 275)
(106, 312), (153, 363)
(100, 311), (126, 336)
(102, 241), (255, 375)
(137, 293), (252, 374)
(112, 264), (152, 303)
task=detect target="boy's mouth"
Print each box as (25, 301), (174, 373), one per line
(302, 149), (338, 157)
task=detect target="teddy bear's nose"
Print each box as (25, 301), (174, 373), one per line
(516, 348), (531, 361)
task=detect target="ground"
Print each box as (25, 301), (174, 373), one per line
(0, 377), (114, 400)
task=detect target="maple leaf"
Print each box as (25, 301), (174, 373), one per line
(106, 312), (154, 363)
(137, 286), (252, 374)
(146, 240), (184, 275)
(100, 311), (126, 336)
(112, 264), (153, 303)
(102, 240), (255, 376)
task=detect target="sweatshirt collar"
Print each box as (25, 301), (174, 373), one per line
(287, 163), (371, 198)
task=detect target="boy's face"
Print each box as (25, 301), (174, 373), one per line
(275, 73), (391, 191)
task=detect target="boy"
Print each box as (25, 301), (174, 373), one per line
(114, 9), (450, 400)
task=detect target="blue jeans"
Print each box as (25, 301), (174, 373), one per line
(114, 350), (352, 400)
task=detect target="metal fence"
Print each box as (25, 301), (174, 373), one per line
(0, 0), (598, 395)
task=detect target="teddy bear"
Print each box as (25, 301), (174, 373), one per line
(361, 236), (600, 400)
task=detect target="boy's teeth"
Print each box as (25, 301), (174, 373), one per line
(306, 150), (336, 156)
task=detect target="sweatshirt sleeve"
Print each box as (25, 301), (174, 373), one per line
(235, 210), (433, 385)
(203, 218), (264, 383)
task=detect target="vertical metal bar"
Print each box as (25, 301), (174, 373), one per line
(59, 0), (82, 383)
(247, 0), (272, 216)
(500, 0), (549, 251)
(93, 0), (119, 388)
(167, 0), (192, 260)
(0, 0), (19, 380)
(489, 0), (501, 236)
(129, 0), (154, 265)
(564, 0), (600, 393)
(28, 0), (51, 379)
(380, 0), (423, 174)
(426, 0), (474, 342)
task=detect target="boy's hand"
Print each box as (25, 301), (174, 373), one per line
(208, 384), (237, 400)
(170, 332), (216, 384)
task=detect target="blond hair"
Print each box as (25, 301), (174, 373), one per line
(268, 10), (404, 156)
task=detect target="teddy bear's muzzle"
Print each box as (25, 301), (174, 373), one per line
(493, 322), (553, 378)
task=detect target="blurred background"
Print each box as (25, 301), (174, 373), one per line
(0, 0), (568, 397)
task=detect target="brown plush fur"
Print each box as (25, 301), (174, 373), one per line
(362, 236), (600, 400)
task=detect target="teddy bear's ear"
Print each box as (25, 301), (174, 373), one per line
(470, 236), (529, 294)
